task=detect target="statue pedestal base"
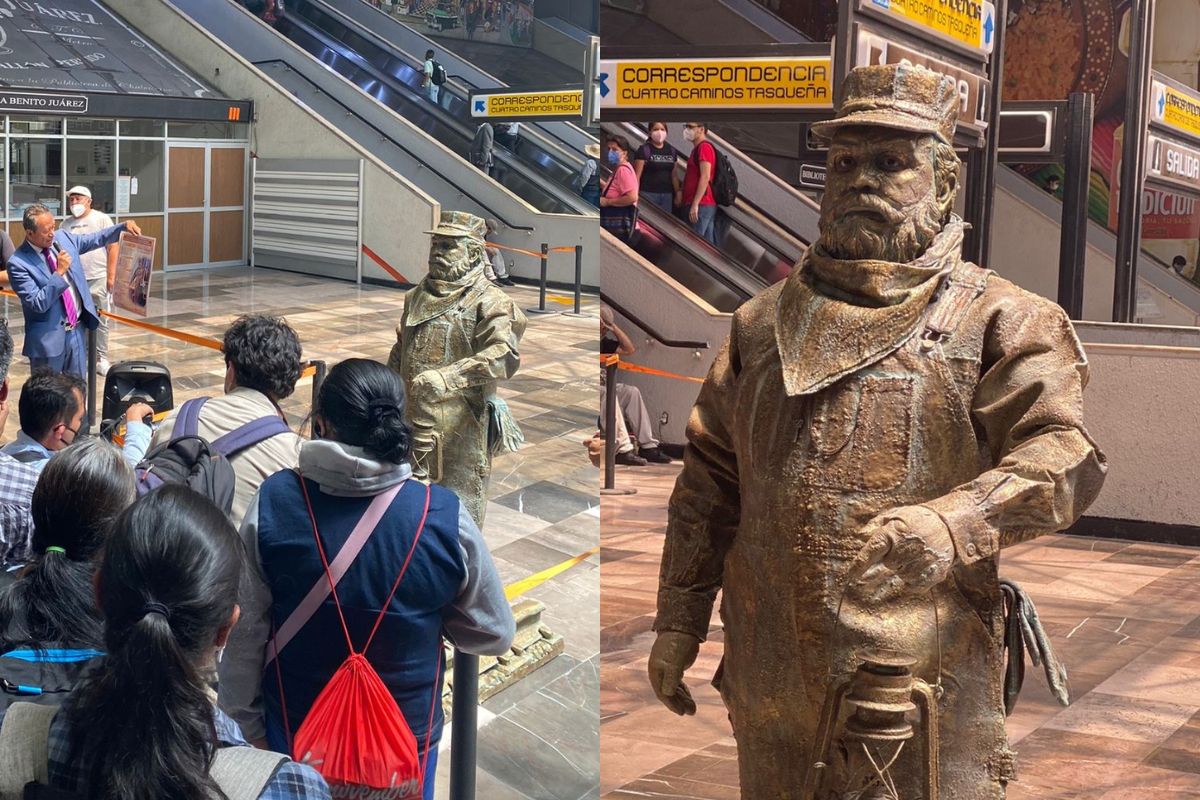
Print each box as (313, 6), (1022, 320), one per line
(441, 597), (565, 717)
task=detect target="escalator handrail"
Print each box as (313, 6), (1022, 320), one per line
(251, 57), (535, 232)
(304, 0), (592, 163)
(599, 292), (710, 350)
(283, 8), (590, 213)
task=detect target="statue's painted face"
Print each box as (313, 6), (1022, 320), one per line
(817, 127), (955, 263)
(429, 234), (484, 280)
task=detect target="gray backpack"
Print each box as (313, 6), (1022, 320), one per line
(0, 702), (289, 800)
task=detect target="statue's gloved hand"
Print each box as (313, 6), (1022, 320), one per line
(647, 630), (701, 716)
(846, 506), (956, 602)
(410, 369), (448, 400)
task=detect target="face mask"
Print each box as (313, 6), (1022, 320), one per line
(650, 130), (667, 145)
(69, 204), (86, 218)
(606, 150), (620, 165)
(683, 127), (696, 143)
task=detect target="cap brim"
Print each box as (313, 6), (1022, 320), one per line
(425, 228), (478, 237)
(810, 110), (947, 142)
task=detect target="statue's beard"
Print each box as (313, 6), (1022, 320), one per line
(429, 245), (484, 282)
(817, 193), (945, 263)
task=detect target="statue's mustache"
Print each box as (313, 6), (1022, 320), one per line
(828, 194), (904, 224)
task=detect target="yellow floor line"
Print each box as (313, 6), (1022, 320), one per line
(505, 546), (599, 600)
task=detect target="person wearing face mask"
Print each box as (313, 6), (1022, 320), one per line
(59, 186), (117, 376)
(633, 122), (682, 213)
(600, 135), (639, 241)
(681, 122), (719, 245)
(386, 211), (526, 527)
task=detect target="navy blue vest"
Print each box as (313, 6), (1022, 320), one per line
(254, 471), (465, 753)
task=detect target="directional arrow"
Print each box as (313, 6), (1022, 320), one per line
(599, 72), (610, 98)
(983, 11), (994, 46)
(474, 99), (486, 113)
(1158, 90), (1166, 116)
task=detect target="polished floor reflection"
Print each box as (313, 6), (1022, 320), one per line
(0, 267), (600, 800)
(600, 462), (1200, 799)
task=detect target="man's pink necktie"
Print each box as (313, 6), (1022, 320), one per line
(43, 247), (79, 327)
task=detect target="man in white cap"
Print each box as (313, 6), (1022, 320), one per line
(60, 186), (117, 375)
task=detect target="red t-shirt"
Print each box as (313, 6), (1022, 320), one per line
(683, 140), (717, 207)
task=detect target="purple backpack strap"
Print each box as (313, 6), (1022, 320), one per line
(211, 415), (291, 458)
(175, 397), (208, 438)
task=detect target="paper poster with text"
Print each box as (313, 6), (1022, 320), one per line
(112, 233), (156, 317)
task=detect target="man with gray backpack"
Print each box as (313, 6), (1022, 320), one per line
(141, 315), (304, 527)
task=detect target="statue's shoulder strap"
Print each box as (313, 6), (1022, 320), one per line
(923, 261), (992, 343)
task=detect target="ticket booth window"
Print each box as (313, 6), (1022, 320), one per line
(118, 140), (165, 215)
(66, 139), (116, 216)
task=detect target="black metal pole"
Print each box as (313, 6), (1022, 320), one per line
(1114, 0), (1156, 322)
(527, 243), (555, 315)
(86, 327), (97, 433)
(964, 148), (986, 263)
(976, 0), (1008, 267)
(603, 358), (617, 491)
(1058, 92), (1095, 319)
(449, 650), (478, 800)
(310, 360), (327, 416)
(573, 244), (583, 315)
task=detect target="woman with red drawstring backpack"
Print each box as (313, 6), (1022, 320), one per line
(218, 359), (515, 799)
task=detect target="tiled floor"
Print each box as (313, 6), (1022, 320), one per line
(0, 266), (600, 800)
(600, 462), (1200, 799)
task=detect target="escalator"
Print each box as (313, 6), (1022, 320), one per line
(281, 0), (592, 216)
(601, 0), (1200, 323)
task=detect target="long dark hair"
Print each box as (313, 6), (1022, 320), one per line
(315, 358), (413, 464)
(69, 486), (243, 800)
(0, 439), (134, 650)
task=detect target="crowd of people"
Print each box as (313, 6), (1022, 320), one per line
(598, 122), (723, 246)
(0, 307), (515, 798)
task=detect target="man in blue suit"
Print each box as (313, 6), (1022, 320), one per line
(7, 203), (141, 377)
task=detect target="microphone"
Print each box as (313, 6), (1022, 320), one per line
(51, 241), (63, 254)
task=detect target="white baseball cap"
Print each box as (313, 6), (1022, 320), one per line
(66, 185), (92, 199)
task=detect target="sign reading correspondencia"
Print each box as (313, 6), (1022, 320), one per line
(598, 56), (832, 110)
(470, 89), (583, 119)
(862, 0), (996, 57)
(1150, 79), (1200, 142)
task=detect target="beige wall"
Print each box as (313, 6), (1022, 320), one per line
(105, 0), (439, 285)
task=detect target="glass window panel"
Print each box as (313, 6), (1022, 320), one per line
(117, 139), (164, 214)
(168, 121), (247, 139)
(67, 118), (115, 136)
(65, 139), (116, 215)
(10, 117), (63, 135)
(10, 138), (63, 218)
(118, 120), (164, 138)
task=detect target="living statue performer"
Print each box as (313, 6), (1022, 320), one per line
(389, 210), (526, 526)
(647, 64), (1107, 799)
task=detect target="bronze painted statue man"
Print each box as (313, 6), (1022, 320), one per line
(388, 210), (526, 526)
(648, 64), (1107, 799)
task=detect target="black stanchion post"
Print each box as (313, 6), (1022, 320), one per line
(600, 356), (636, 496)
(1114, 0), (1155, 322)
(1058, 92), (1094, 319)
(526, 243), (555, 315)
(449, 650), (478, 800)
(309, 360), (327, 414)
(86, 327), (97, 433)
(573, 245), (583, 314)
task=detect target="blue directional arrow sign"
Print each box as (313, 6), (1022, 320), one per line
(1158, 90), (1166, 117)
(599, 72), (610, 98)
(474, 99), (486, 114)
(983, 10), (994, 46)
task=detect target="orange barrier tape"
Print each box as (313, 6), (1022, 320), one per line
(485, 241), (579, 258)
(4, 289), (319, 379)
(618, 361), (705, 384)
(362, 244), (410, 284)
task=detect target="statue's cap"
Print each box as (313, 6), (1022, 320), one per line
(426, 210), (487, 241)
(810, 63), (960, 145)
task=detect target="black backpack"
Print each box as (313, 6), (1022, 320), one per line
(710, 145), (738, 207)
(134, 398), (290, 515)
(431, 61), (447, 86)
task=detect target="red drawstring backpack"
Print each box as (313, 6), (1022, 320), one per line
(272, 474), (440, 798)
